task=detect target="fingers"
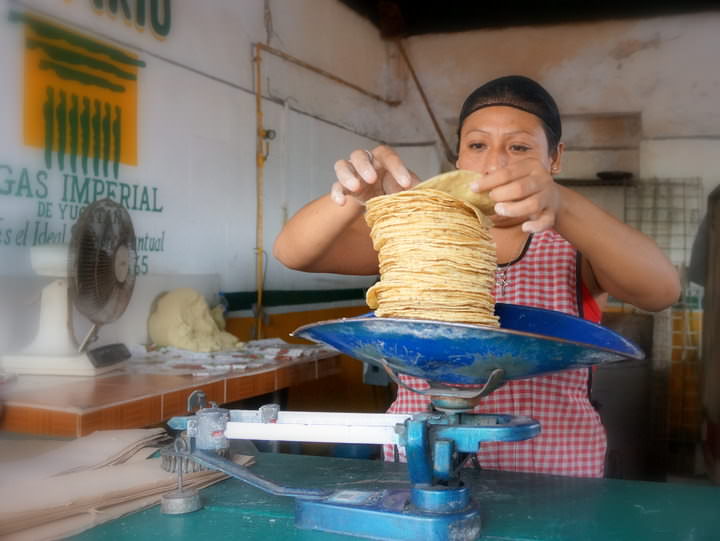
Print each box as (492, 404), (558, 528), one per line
(371, 145), (413, 188)
(495, 192), (547, 219)
(470, 158), (537, 194)
(490, 171), (544, 204)
(330, 181), (347, 206)
(334, 159), (368, 196)
(522, 208), (555, 233)
(332, 153), (382, 205)
(349, 149), (378, 184)
(492, 184), (558, 232)
(493, 195), (556, 232)
(332, 146), (414, 206)
(467, 157), (559, 231)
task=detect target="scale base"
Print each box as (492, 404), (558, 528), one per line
(1, 351), (126, 377)
(295, 488), (481, 541)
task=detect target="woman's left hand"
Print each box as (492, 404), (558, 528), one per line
(470, 157), (561, 233)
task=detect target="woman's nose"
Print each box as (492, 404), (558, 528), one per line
(483, 148), (509, 174)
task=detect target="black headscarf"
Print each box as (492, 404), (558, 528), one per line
(457, 75), (561, 153)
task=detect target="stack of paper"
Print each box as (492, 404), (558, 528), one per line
(0, 429), (253, 540)
(0, 428), (169, 483)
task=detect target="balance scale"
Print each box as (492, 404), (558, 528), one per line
(165, 303), (643, 541)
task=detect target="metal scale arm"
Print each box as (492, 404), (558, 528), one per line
(180, 447), (333, 500)
(167, 398), (334, 500)
(167, 396), (540, 541)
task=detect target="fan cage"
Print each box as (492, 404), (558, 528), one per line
(70, 199), (137, 325)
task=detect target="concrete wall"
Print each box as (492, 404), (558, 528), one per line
(403, 12), (720, 219)
(0, 0), (439, 352)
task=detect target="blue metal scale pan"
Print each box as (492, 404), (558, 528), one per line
(293, 303), (644, 385)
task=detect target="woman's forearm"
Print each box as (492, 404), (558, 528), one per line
(272, 194), (378, 275)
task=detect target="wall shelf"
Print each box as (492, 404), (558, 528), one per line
(557, 178), (635, 187)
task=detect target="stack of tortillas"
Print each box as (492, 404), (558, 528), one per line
(365, 170), (499, 327)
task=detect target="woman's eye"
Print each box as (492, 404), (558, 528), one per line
(510, 144), (530, 152)
(468, 142), (486, 150)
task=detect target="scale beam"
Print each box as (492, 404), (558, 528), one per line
(224, 411), (411, 445)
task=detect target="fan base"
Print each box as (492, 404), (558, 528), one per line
(0, 353), (126, 377)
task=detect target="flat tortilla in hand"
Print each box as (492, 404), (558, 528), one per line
(413, 170), (495, 215)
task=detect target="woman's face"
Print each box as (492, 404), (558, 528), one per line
(457, 105), (557, 172)
(456, 105), (562, 227)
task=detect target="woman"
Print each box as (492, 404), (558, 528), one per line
(273, 75), (680, 477)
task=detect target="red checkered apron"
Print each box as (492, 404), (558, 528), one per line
(383, 230), (607, 478)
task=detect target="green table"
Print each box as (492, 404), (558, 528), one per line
(73, 453), (719, 540)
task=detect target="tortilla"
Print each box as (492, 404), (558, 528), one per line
(365, 187), (498, 327)
(413, 169), (496, 216)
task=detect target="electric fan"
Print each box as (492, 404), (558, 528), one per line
(1, 198), (136, 376)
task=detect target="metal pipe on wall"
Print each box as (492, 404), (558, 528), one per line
(395, 40), (454, 163)
(254, 43), (266, 339)
(255, 43), (401, 107)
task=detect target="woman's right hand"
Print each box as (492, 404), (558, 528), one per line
(331, 145), (420, 206)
